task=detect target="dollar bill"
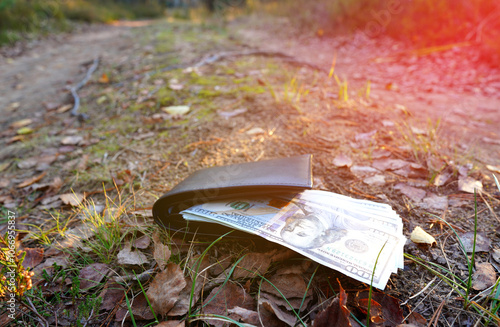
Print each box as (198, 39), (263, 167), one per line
(181, 193), (405, 289)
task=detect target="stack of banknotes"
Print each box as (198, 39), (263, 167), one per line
(181, 190), (405, 289)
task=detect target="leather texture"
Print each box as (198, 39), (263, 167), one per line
(153, 154), (313, 237)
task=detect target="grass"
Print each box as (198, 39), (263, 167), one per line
(404, 180), (500, 325)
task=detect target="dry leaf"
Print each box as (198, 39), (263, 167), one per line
(246, 127), (265, 135)
(202, 282), (254, 327)
(10, 118), (33, 129)
(354, 291), (404, 326)
(492, 249), (500, 263)
(363, 174), (386, 186)
(134, 235), (151, 250)
(217, 108), (247, 119)
(261, 274), (312, 299)
(227, 306), (260, 325)
(233, 252), (272, 279)
(100, 281), (126, 311)
(460, 232), (491, 253)
(153, 241), (171, 271)
(350, 165), (379, 177)
(486, 165), (500, 174)
(115, 293), (155, 321)
(117, 247), (149, 266)
(17, 158), (37, 169)
(434, 171), (452, 186)
(419, 194), (448, 211)
(21, 248), (44, 269)
(372, 159), (409, 171)
(260, 297), (297, 326)
(155, 321), (185, 327)
(472, 262), (497, 291)
(394, 183), (426, 202)
(60, 193), (85, 206)
(56, 104), (72, 113)
(61, 135), (83, 145)
(458, 176), (483, 193)
(162, 105), (190, 115)
(17, 172), (46, 188)
(411, 226), (436, 246)
(333, 154), (353, 168)
(79, 263), (110, 290)
(312, 281), (351, 327)
(98, 73), (110, 84)
(146, 263), (186, 316)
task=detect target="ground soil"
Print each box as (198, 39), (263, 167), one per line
(1, 13), (499, 327)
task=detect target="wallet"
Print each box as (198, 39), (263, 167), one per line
(153, 154), (313, 237)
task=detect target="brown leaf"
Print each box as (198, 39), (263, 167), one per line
(458, 176), (483, 193)
(79, 263), (110, 290)
(405, 311), (427, 327)
(313, 281), (351, 327)
(17, 172), (47, 188)
(233, 252), (272, 279)
(372, 159), (409, 171)
(99, 281), (126, 311)
(59, 193), (85, 206)
(146, 263), (186, 316)
(155, 321), (185, 327)
(17, 157), (37, 169)
(115, 293), (155, 321)
(355, 291), (404, 326)
(61, 135), (83, 145)
(333, 154), (353, 168)
(21, 248), (44, 269)
(260, 297), (297, 326)
(227, 306), (260, 325)
(117, 247), (149, 266)
(394, 183), (426, 202)
(472, 262), (497, 291)
(202, 282), (255, 327)
(261, 274), (312, 299)
(10, 118), (33, 129)
(134, 234), (151, 250)
(152, 232), (171, 271)
(460, 232), (491, 253)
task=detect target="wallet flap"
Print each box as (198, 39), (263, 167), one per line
(153, 154), (313, 232)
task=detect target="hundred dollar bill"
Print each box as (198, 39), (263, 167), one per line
(181, 195), (405, 289)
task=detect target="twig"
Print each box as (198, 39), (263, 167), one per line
(69, 57), (100, 120)
(24, 296), (49, 327)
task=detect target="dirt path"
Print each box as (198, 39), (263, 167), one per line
(0, 23), (140, 125)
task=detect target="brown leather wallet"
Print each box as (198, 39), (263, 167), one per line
(153, 154), (313, 237)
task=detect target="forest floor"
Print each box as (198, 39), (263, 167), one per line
(1, 14), (500, 327)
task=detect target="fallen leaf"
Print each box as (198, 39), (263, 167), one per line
(0, 162), (10, 172)
(472, 262), (497, 290)
(246, 127), (265, 135)
(162, 105), (190, 115)
(61, 135), (83, 145)
(458, 176), (483, 193)
(411, 226), (436, 246)
(17, 157), (37, 169)
(355, 130), (377, 141)
(419, 194), (448, 211)
(217, 108), (247, 119)
(434, 171), (452, 186)
(100, 281), (126, 311)
(153, 235), (171, 271)
(17, 172), (46, 188)
(492, 249), (500, 263)
(350, 165), (379, 177)
(355, 291), (403, 326)
(16, 127), (34, 135)
(233, 252), (272, 279)
(117, 247), (149, 266)
(394, 183), (426, 202)
(363, 174), (386, 186)
(21, 248), (44, 269)
(260, 296), (297, 326)
(313, 280), (351, 327)
(115, 293), (155, 321)
(372, 159), (409, 171)
(60, 193), (85, 206)
(134, 235), (151, 250)
(56, 104), (72, 113)
(460, 231), (491, 253)
(155, 321), (185, 327)
(261, 274), (312, 299)
(10, 118), (32, 129)
(79, 263), (110, 290)
(227, 306), (260, 325)
(483, 137), (500, 145)
(486, 165), (500, 174)
(405, 311), (427, 326)
(202, 282), (255, 327)
(333, 154), (353, 168)
(146, 263), (187, 316)
(98, 73), (110, 84)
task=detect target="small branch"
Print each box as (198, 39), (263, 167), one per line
(25, 296), (49, 327)
(69, 57), (100, 120)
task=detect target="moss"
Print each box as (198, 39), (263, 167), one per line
(197, 89), (222, 98)
(190, 74), (227, 86)
(156, 87), (176, 106)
